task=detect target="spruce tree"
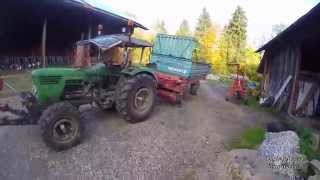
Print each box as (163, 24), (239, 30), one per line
(194, 8), (213, 40)
(194, 8), (217, 64)
(224, 6), (248, 63)
(154, 20), (168, 34)
(176, 19), (192, 36)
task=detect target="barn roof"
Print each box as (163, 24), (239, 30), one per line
(257, 3), (320, 52)
(66, 0), (148, 30)
(0, 0), (148, 55)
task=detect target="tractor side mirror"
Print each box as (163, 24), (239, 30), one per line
(0, 78), (4, 91)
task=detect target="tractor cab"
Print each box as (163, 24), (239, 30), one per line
(74, 34), (153, 86)
(75, 34), (152, 69)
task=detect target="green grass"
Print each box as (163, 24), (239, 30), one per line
(0, 71), (32, 98)
(231, 127), (266, 149)
(246, 95), (273, 113)
(246, 96), (260, 110)
(296, 127), (320, 160)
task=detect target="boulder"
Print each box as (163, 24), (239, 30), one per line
(258, 131), (308, 179)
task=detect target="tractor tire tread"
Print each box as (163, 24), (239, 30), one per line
(39, 102), (83, 151)
(115, 74), (156, 123)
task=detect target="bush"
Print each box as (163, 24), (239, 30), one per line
(297, 127), (320, 160)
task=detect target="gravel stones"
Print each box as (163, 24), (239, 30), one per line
(213, 149), (278, 180)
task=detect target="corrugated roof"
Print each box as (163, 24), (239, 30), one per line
(77, 34), (152, 49)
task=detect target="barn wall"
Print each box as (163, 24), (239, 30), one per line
(295, 81), (320, 116)
(266, 45), (300, 95)
(262, 43), (301, 111)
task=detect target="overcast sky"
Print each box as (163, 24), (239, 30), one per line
(91, 0), (319, 47)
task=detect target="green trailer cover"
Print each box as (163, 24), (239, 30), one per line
(152, 34), (196, 60)
(151, 34), (211, 78)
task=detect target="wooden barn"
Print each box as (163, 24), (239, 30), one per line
(258, 3), (320, 121)
(0, 0), (146, 70)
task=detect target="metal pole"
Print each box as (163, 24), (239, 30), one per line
(42, 18), (47, 68)
(140, 48), (145, 64)
(88, 26), (92, 39)
(81, 33), (85, 40)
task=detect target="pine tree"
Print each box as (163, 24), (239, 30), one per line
(271, 24), (287, 38)
(176, 19), (192, 36)
(223, 6), (248, 63)
(194, 8), (213, 40)
(154, 20), (167, 34)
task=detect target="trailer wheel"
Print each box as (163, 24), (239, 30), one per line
(190, 82), (200, 95)
(116, 74), (156, 123)
(39, 102), (83, 151)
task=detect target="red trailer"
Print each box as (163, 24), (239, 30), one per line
(156, 72), (201, 103)
(151, 34), (211, 104)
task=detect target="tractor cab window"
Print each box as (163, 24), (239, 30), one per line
(103, 47), (125, 65)
(73, 44), (92, 68)
(103, 46), (133, 69)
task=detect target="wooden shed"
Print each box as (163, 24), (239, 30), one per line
(258, 3), (320, 119)
(0, 0), (147, 69)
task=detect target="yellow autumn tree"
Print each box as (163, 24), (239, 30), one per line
(194, 8), (218, 72)
(131, 29), (155, 65)
(196, 27), (217, 64)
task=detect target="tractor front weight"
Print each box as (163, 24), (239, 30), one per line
(0, 103), (38, 126)
(0, 82), (41, 126)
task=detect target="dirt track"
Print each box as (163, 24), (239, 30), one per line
(0, 81), (277, 180)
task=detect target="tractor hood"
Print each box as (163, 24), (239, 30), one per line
(32, 63), (108, 80)
(32, 68), (86, 78)
(31, 63), (108, 104)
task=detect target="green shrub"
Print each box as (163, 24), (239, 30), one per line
(297, 127), (320, 160)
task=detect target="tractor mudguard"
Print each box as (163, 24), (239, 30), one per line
(121, 66), (158, 84)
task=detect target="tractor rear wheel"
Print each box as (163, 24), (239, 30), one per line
(115, 74), (156, 123)
(39, 102), (83, 151)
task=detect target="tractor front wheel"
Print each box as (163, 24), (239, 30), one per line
(39, 102), (83, 151)
(116, 74), (156, 123)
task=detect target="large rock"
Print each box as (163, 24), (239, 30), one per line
(258, 131), (308, 179)
(213, 149), (279, 180)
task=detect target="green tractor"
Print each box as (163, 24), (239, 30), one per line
(0, 34), (157, 151)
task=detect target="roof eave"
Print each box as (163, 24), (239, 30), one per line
(256, 2), (320, 52)
(69, 0), (148, 30)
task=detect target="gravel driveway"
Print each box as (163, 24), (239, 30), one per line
(0, 81), (276, 180)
